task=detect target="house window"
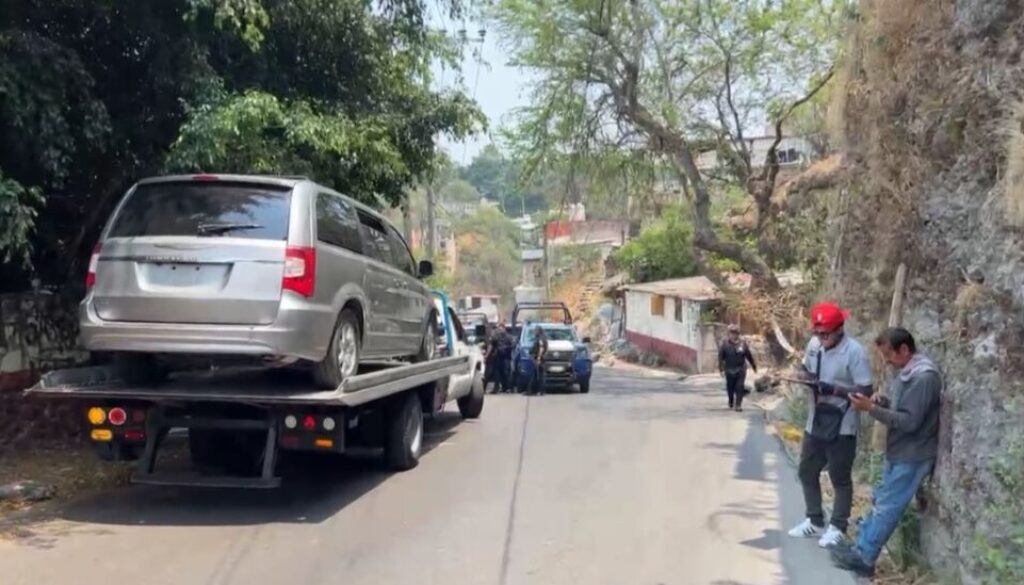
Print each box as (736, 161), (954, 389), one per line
(674, 297), (683, 322)
(650, 295), (665, 316)
(778, 148), (801, 164)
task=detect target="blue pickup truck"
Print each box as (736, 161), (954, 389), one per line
(510, 302), (593, 394)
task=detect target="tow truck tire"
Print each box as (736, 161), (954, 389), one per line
(385, 392), (423, 471)
(579, 379), (591, 394)
(413, 317), (438, 362)
(314, 308), (361, 389)
(458, 369), (485, 419)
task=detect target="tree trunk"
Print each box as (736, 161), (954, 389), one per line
(426, 183), (436, 260)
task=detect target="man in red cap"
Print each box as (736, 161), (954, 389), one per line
(787, 302), (874, 549)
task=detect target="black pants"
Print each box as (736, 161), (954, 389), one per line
(725, 371), (746, 407)
(798, 434), (857, 532)
(528, 364), (545, 395)
(493, 357), (510, 391)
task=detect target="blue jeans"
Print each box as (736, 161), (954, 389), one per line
(855, 458), (934, 565)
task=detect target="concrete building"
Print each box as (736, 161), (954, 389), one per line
(621, 276), (722, 373)
(458, 294), (501, 322)
(695, 135), (815, 173)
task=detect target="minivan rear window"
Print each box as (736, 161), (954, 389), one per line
(108, 182), (292, 240)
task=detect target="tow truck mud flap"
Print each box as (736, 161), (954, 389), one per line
(131, 407), (282, 489)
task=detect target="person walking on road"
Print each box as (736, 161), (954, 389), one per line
(526, 325), (548, 397)
(831, 328), (942, 577)
(719, 324), (757, 412)
(788, 302), (874, 549)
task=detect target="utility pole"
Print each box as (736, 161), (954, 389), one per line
(542, 219), (550, 300)
(426, 182), (437, 260)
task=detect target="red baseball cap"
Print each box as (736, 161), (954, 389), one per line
(810, 302), (849, 330)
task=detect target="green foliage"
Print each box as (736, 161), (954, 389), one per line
(166, 90), (411, 207)
(0, 0), (482, 291)
(0, 173), (43, 267)
(612, 204), (699, 282)
(451, 207), (520, 305)
(491, 0), (843, 277)
(459, 144), (547, 215)
(549, 243), (602, 286)
(186, 0), (270, 50)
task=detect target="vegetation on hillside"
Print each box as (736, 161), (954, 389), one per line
(0, 0), (483, 291)
(491, 0), (843, 287)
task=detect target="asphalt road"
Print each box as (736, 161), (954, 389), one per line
(0, 366), (855, 585)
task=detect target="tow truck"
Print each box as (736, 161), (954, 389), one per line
(510, 302), (593, 394)
(26, 292), (485, 489)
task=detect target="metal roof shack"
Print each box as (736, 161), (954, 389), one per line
(620, 276), (722, 302)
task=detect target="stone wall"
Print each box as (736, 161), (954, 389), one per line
(831, 2), (1024, 582)
(0, 289), (88, 448)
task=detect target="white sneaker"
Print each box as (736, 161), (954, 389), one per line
(817, 524), (846, 548)
(788, 518), (823, 538)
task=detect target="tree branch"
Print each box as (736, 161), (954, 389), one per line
(747, 66), (835, 239)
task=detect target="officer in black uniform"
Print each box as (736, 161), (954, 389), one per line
(718, 324), (757, 411)
(527, 325), (548, 396)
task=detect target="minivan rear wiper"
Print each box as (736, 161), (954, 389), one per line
(196, 223), (264, 236)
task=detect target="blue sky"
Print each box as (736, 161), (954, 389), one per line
(430, 4), (529, 165)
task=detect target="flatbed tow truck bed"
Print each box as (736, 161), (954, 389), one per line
(26, 356), (470, 489)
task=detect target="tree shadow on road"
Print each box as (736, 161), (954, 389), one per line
(3, 412), (468, 545)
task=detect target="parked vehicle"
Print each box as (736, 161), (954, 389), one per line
(510, 302), (593, 394)
(433, 292), (487, 418)
(457, 311), (493, 345)
(29, 293), (482, 488)
(80, 174), (438, 389)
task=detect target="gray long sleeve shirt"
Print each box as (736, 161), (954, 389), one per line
(869, 354), (942, 463)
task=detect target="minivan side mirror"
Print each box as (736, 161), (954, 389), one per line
(418, 260), (434, 278)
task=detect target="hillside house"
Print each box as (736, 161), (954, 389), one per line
(621, 276), (722, 373)
(458, 294), (501, 322)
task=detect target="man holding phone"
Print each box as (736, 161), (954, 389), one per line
(787, 302), (874, 549)
(831, 327), (941, 577)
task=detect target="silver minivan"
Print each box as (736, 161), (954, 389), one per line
(80, 174), (438, 388)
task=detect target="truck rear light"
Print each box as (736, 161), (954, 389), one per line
(283, 246), (316, 297)
(302, 415), (316, 430)
(91, 429), (113, 442)
(322, 416), (336, 431)
(191, 174), (220, 181)
(87, 407), (106, 425)
(314, 438), (334, 449)
(108, 407), (127, 426)
(124, 430), (145, 442)
(86, 242), (101, 288)
(284, 415), (298, 429)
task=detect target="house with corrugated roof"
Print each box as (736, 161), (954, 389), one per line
(620, 276), (723, 373)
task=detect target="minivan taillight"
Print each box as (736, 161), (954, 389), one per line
(86, 243), (101, 288)
(283, 246), (316, 297)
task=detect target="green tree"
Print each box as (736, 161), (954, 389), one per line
(0, 0), (482, 290)
(460, 144), (547, 215)
(612, 205), (699, 282)
(451, 206), (520, 307)
(492, 0), (844, 287)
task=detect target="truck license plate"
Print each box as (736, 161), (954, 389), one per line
(548, 365), (566, 373)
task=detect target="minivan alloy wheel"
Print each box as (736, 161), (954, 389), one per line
(337, 321), (358, 378)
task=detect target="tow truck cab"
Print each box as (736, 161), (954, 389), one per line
(510, 302), (592, 394)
